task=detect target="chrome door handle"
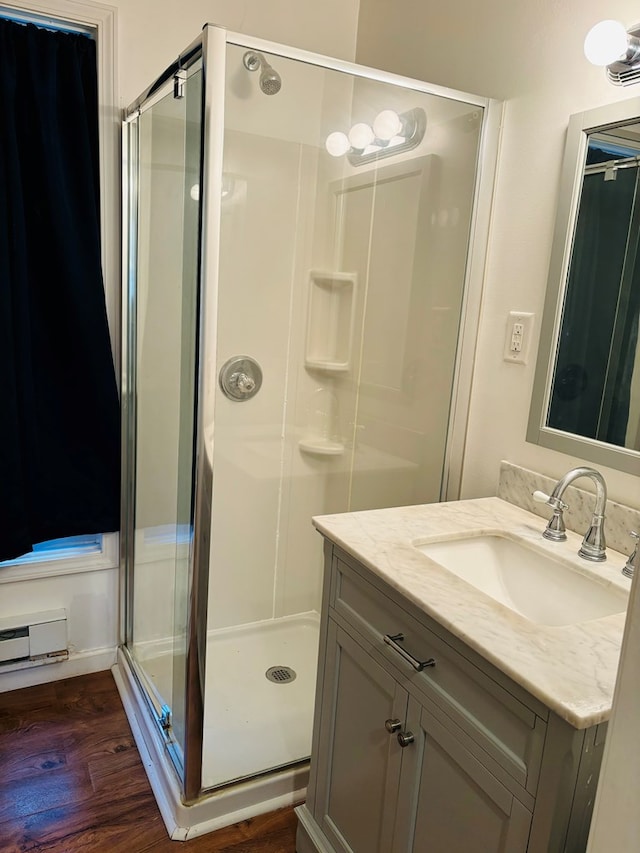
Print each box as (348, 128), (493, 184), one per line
(385, 718), (402, 734)
(383, 633), (436, 672)
(397, 731), (415, 748)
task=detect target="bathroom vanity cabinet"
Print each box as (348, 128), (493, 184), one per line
(296, 540), (606, 853)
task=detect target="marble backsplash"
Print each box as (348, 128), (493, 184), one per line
(497, 461), (640, 558)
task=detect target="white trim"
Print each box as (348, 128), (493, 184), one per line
(0, 532), (119, 583)
(1, 0), (113, 26)
(0, 644), (117, 692)
(0, 3), (91, 32)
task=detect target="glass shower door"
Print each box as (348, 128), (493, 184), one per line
(123, 61), (203, 768)
(202, 42), (483, 790)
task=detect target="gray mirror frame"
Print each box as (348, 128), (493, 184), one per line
(527, 97), (640, 477)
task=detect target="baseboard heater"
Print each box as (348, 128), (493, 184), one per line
(0, 609), (68, 672)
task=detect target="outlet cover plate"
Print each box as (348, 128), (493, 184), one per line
(504, 311), (535, 364)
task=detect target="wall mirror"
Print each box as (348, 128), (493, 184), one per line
(528, 98), (640, 476)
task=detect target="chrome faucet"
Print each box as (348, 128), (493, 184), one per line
(533, 467), (607, 562)
(622, 532), (639, 578)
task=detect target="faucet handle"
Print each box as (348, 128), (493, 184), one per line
(533, 490), (568, 511)
(622, 531), (639, 579)
(533, 490), (568, 541)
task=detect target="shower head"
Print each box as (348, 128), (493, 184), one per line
(259, 62), (282, 95)
(242, 51), (282, 95)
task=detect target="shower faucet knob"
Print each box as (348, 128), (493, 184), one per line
(232, 372), (255, 393)
(219, 355), (263, 401)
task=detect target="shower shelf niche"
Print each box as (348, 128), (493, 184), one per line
(305, 271), (357, 372)
(298, 387), (345, 458)
(298, 439), (345, 457)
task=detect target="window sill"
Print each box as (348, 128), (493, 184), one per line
(0, 533), (119, 584)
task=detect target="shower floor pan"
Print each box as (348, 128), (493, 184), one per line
(114, 612), (319, 839)
(202, 612), (320, 787)
(138, 612), (319, 787)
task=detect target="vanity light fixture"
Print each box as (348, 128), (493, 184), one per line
(324, 107), (426, 166)
(584, 19), (640, 85)
(348, 122), (375, 150)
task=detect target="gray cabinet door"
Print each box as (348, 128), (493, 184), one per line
(394, 698), (532, 853)
(314, 620), (408, 853)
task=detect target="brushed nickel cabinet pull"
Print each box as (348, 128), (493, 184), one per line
(383, 633), (436, 672)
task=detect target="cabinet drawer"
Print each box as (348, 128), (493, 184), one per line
(332, 555), (545, 795)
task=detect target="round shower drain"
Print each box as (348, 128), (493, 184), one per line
(265, 665), (297, 684)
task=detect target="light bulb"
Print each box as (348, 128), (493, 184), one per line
(584, 20), (628, 66)
(221, 175), (235, 198)
(348, 122), (375, 150)
(325, 131), (350, 157)
(373, 110), (402, 141)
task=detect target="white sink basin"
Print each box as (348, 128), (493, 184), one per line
(415, 534), (628, 626)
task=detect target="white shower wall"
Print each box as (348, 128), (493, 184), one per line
(208, 56), (329, 629)
(207, 55), (484, 630)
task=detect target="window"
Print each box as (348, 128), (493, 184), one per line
(0, 0), (118, 576)
(0, 535), (103, 566)
(0, 532), (118, 582)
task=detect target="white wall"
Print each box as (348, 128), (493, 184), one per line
(0, 559), (118, 692)
(115, 0), (360, 108)
(356, 0), (640, 511)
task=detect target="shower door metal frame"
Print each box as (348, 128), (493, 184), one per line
(120, 79), (184, 775)
(119, 26), (225, 803)
(120, 21), (502, 808)
(180, 23), (226, 803)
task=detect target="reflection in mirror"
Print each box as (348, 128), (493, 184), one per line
(549, 126), (640, 450)
(528, 99), (640, 475)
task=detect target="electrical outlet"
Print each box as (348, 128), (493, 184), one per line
(504, 311), (534, 364)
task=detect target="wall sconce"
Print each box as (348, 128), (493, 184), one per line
(584, 19), (640, 85)
(325, 107), (426, 166)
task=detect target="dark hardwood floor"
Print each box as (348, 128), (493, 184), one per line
(0, 670), (298, 852)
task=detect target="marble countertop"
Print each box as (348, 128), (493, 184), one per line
(312, 497), (633, 729)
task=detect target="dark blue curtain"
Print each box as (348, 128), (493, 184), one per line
(0, 19), (120, 561)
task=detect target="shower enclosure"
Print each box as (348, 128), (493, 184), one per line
(114, 24), (499, 838)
